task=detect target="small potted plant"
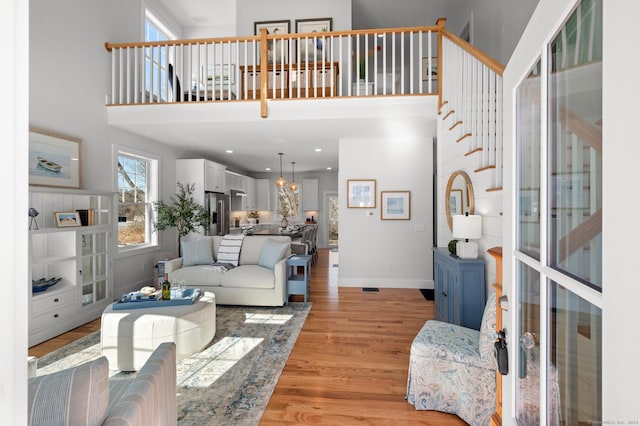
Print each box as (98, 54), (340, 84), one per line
(248, 210), (260, 225)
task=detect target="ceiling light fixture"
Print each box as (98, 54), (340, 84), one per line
(289, 161), (298, 191)
(275, 153), (287, 188)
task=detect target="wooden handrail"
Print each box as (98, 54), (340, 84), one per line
(104, 25), (442, 52)
(440, 28), (505, 76)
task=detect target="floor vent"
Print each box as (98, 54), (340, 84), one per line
(362, 287), (379, 292)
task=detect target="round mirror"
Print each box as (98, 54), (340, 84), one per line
(445, 171), (475, 231)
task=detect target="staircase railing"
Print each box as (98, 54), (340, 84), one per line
(104, 24), (441, 111)
(438, 21), (505, 190)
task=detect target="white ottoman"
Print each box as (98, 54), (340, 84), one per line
(101, 291), (216, 371)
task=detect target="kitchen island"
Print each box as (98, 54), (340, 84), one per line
(244, 225), (307, 238)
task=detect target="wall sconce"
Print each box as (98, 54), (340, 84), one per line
(453, 213), (482, 259)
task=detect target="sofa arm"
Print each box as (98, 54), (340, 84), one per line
(104, 342), (177, 426)
(164, 257), (183, 276)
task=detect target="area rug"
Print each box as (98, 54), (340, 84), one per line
(35, 302), (311, 426)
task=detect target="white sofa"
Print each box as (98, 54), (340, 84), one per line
(28, 342), (177, 426)
(165, 235), (291, 307)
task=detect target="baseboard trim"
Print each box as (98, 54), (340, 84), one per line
(339, 278), (434, 289)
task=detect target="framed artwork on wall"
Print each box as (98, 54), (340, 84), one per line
(449, 189), (463, 215)
(254, 20), (290, 64)
(347, 179), (376, 208)
(519, 189), (540, 223)
(29, 128), (81, 188)
(421, 56), (438, 81)
(381, 191), (411, 220)
(295, 18), (333, 62)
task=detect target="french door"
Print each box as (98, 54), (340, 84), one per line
(514, 0), (602, 424)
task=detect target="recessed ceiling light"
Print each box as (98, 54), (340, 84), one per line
(265, 167), (271, 171)
(326, 166), (332, 170)
(225, 150), (233, 154)
(314, 148), (322, 152)
(193, 16), (209, 24)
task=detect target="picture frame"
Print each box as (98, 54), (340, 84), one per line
(449, 189), (463, 215)
(421, 57), (438, 81)
(29, 128), (81, 188)
(254, 20), (290, 64)
(208, 64), (236, 86)
(519, 189), (540, 222)
(347, 179), (376, 208)
(295, 18), (333, 62)
(381, 191), (411, 220)
(55, 211), (82, 228)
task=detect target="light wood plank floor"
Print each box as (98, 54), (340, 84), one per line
(29, 248), (465, 425)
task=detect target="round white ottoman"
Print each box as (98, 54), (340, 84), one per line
(101, 291), (216, 371)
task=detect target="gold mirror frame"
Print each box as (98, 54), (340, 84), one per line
(445, 171), (475, 231)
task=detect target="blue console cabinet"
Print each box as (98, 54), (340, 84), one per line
(432, 247), (486, 330)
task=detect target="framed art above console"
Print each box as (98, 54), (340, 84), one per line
(29, 128), (81, 189)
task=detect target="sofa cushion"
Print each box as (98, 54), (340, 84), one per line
(28, 356), (109, 426)
(222, 265), (275, 289)
(217, 234), (245, 266)
(181, 237), (214, 266)
(170, 265), (224, 287)
(258, 238), (290, 270)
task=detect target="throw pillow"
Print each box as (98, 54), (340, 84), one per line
(181, 238), (214, 266)
(28, 356), (109, 426)
(258, 238), (290, 270)
(478, 292), (497, 365)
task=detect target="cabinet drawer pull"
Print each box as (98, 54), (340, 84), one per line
(54, 298), (59, 302)
(53, 314), (59, 318)
(442, 291), (447, 297)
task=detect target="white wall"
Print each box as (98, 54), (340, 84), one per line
(338, 130), (435, 289)
(470, 0), (541, 65)
(29, 0), (200, 296)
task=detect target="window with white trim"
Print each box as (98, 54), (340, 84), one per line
(144, 10), (176, 101)
(116, 148), (159, 251)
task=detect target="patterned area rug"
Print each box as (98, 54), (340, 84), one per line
(36, 302), (311, 425)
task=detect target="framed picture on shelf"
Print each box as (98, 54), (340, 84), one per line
(295, 18), (332, 62)
(254, 20), (290, 64)
(29, 128), (81, 188)
(381, 191), (411, 220)
(54, 211), (82, 228)
(347, 179), (376, 208)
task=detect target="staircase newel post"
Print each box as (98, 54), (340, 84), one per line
(436, 18), (446, 113)
(260, 28), (268, 118)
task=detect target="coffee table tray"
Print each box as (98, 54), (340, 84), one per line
(112, 288), (202, 310)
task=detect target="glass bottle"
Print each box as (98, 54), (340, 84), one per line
(162, 273), (171, 300)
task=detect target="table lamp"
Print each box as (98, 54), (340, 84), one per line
(452, 213), (482, 259)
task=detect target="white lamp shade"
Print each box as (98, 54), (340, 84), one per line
(452, 214), (482, 239)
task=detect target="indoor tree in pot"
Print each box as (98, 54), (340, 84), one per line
(154, 182), (209, 257)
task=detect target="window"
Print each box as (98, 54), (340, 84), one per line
(116, 148), (159, 251)
(144, 10), (175, 101)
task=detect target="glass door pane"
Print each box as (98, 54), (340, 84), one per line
(516, 59), (542, 259)
(549, 281), (602, 423)
(515, 261), (541, 424)
(548, 0), (603, 289)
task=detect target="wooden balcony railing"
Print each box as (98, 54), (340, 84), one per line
(104, 23), (443, 114)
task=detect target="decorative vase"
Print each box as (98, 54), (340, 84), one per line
(280, 217), (288, 228)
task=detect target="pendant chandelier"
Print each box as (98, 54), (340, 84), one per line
(289, 161), (298, 191)
(275, 153), (287, 188)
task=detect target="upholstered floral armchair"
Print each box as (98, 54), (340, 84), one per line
(406, 293), (497, 426)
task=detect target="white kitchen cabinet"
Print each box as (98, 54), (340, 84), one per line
(177, 159), (227, 204)
(29, 188), (116, 347)
(225, 171), (246, 192)
(302, 178), (319, 211)
(246, 177), (256, 210)
(255, 179), (271, 211)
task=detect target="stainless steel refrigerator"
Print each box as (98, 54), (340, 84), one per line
(205, 192), (230, 236)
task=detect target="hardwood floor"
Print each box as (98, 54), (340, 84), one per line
(29, 248), (465, 425)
